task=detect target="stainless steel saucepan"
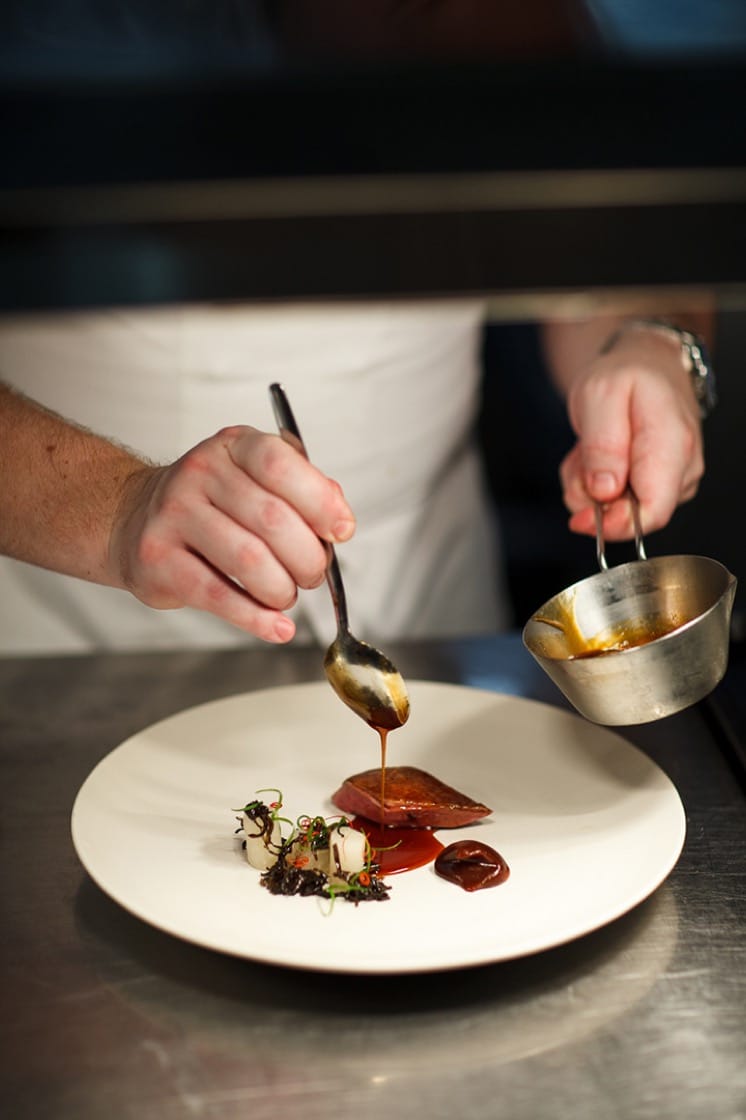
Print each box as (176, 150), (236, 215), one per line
(522, 493), (737, 725)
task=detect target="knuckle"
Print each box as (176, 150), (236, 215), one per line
(255, 434), (292, 485)
(256, 496), (287, 533)
(134, 553), (187, 610)
(217, 424), (244, 442)
(202, 574), (232, 607)
(235, 536), (268, 573)
(179, 445), (213, 477)
(135, 529), (169, 569)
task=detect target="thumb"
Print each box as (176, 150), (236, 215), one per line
(586, 465), (622, 503)
(570, 386), (632, 505)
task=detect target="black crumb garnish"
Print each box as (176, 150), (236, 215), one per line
(260, 849), (390, 904)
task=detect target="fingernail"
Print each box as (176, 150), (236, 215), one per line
(272, 616), (295, 642)
(590, 471), (617, 500)
(331, 518), (355, 542)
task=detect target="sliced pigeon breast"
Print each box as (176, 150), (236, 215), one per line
(332, 765), (491, 828)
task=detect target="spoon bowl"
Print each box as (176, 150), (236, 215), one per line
(269, 383), (410, 732)
(322, 551), (410, 730)
(324, 635), (410, 730)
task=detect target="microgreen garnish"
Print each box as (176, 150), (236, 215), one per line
(233, 792), (390, 907)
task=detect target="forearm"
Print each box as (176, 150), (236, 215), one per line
(0, 382), (152, 585)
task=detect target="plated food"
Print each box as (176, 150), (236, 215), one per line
(235, 767), (508, 904)
(72, 681), (687, 972)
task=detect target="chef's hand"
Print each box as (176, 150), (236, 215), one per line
(111, 426), (355, 643)
(556, 324), (704, 540)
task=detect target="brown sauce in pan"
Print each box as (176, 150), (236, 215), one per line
(536, 608), (686, 659)
(568, 617), (682, 658)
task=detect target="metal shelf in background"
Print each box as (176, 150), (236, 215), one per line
(2, 58), (746, 311)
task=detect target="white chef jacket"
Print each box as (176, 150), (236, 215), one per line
(0, 300), (508, 653)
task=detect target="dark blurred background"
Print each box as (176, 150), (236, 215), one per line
(2, 0), (745, 634)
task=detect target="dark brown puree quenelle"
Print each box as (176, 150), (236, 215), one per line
(434, 840), (510, 891)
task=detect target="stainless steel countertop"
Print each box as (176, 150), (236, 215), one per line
(1, 634), (744, 1120)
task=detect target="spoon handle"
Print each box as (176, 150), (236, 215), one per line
(268, 383), (350, 634)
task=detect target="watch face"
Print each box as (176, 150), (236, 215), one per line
(687, 336), (717, 417)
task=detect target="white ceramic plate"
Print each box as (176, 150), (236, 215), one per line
(71, 680), (685, 974)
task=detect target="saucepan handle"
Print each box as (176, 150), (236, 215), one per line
(594, 489), (647, 572)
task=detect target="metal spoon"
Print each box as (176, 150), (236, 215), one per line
(269, 383), (410, 731)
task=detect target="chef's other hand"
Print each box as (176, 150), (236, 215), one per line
(111, 426), (355, 643)
(558, 324), (704, 540)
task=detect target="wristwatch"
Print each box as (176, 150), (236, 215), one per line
(601, 319), (718, 419)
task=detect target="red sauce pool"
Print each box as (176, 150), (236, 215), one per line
(352, 817), (444, 875)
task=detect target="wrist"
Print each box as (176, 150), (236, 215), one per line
(107, 462), (161, 591)
(600, 319), (717, 418)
